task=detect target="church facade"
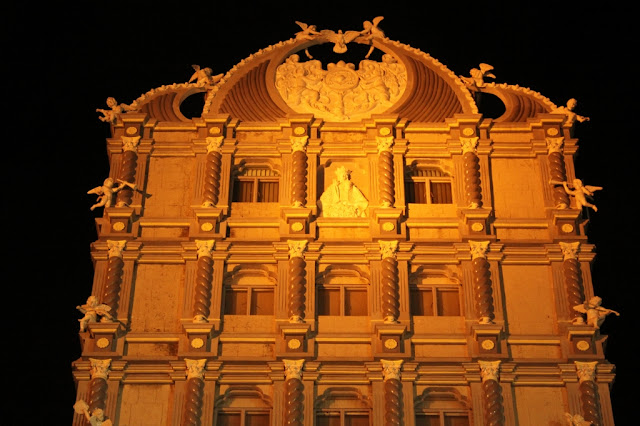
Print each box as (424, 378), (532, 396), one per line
(73, 19), (614, 425)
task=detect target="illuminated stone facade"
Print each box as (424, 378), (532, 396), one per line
(73, 19), (615, 426)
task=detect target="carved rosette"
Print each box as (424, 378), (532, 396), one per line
(288, 240), (308, 323)
(103, 240), (126, 319)
(576, 361), (601, 426)
(284, 360), (304, 426)
(470, 241), (495, 324)
(561, 242), (584, 323)
(291, 136), (308, 207)
(479, 360), (504, 426)
(547, 137), (570, 208)
(116, 136), (140, 207)
(379, 240), (400, 323)
(88, 358), (111, 413)
(193, 240), (215, 323)
(202, 136), (223, 207)
(381, 360), (403, 426)
(183, 359), (206, 426)
(377, 135), (395, 207)
(461, 137), (482, 208)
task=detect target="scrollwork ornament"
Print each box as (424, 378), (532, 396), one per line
(575, 361), (598, 383)
(206, 136), (224, 154)
(546, 137), (565, 154)
(121, 136), (141, 152)
(381, 359), (403, 381)
(185, 359), (207, 380)
(106, 240), (126, 258)
(89, 358), (111, 380)
(284, 359), (305, 380)
(288, 240), (308, 259)
(195, 240), (215, 258)
(460, 136), (479, 154)
(470, 241), (490, 260)
(560, 241), (580, 261)
(379, 240), (399, 259)
(478, 360), (501, 383)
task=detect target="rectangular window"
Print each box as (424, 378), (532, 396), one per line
(316, 412), (371, 426)
(317, 286), (368, 316)
(410, 286), (460, 316)
(232, 167), (279, 203)
(217, 411), (270, 426)
(405, 168), (452, 205)
(415, 413), (469, 426)
(224, 287), (274, 315)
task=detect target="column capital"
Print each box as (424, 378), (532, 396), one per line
(288, 240), (308, 259)
(291, 135), (309, 152)
(379, 240), (399, 259)
(560, 242), (580, 261)
(575, 361), (598, 383)
(546, 136), (565, 154)
(381, 359), (403, 381)
(478, 360), (501, 382)
(470, 241), (490, 260)
(89, 358), (111, 380)
(195, 240), (215, 258)
(185, 359), (207, 380)
(376, 135), (394, 153)
(106, 240), (126, 258)
(283, 359), (305, 380)
(460, 136), (479, 154)
(121, 136), (141, 152)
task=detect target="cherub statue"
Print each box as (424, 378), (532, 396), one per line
(360, 16), (385, 59)
(294, 21), (320, 40)
(189, 64), (223, 87)
(319, 166), (368, 217)
(96, 97), (133, 124)
(76, 296), (113, 332)
(551, 98), (590, 125)
(73, 400), (113, 426)
(564, 412), (593, 425)
(87, 177), (137, 211)
(320, 28), (363, 54)
(573, 296), (619, 329)
(461, 63), (496, 90)
(550, 178), (602, 212)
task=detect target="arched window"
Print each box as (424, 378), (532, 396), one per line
(316, 266), (370, 317)
(223, 265), (276, 316)
(215, 386), (272, 426)
(405, 166), (452, 205)
(409, 267), (462, 317)
(315, 387), (372, 425)
(414, 387), (471, 426)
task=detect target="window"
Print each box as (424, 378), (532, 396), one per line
(224, 287), (274, 315)
(232, 167), (279, 203)
(316, 411), (371, 425)
(217, 411), (270, 426)
(317, 286), (368, 316)
(405, 167), (452, 204)
(410, 286), (460, 316)
(414, 388), (471, 426)
(415, 413), (469, 426)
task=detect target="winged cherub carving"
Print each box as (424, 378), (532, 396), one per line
(550, 178), (602, 212)
(461, 63), (496, 90)
(320, 28), (363, 54)
(189, 64), (223, 87)
(361, 16), (385, 58)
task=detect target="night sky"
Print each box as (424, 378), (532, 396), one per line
(6, 3), (634, 424)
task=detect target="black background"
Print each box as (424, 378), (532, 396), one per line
(5, 2), (634, 424)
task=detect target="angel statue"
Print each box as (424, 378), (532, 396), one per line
(96, 97), (133, 124)
(550, 178), (602, 212)
(564, 412), (593, 425)
(87, 177), (137, 211)
(551, 98), (590, 125)
(76, 296), (114, 332)
(361, 16), (385, 58)
(320, 27), (363, 54)
(73, 400), (113, 426)
(461, 63), (496, 90)
(573, 296), (619, 329)
(189, 64), (223, 87)
(294, 21), (321, 59)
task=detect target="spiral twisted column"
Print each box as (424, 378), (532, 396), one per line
(182, 359), (206, 426)
(381, 360), (403, 426)
(377, 134), (395, 207)
(479, 360), (504, 426)
(116, 136), (140, 207)
(291, 134), (308, 207)
(202, 136), (223, 207)
(88, 358), (111, 413)
(470, 241), (495, 324)
(102, 240), (126, 319)
(379, 240), (400, 323)
(560, 242), (585, 323)
(547, 137), (570, 208)
(461, 137), (483, 208)
(288, 240), (308, 323)
(576, 361), (601, 426)
(284, 359), (305, 426)
(193, 240), (215, 323)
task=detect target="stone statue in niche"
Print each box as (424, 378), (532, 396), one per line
(73, 400), (113, 426)
(550, 178), (602, 212)
(87, 177), (137, 211)
(76, 296), (113, 332)
(573, 296), (619, 329)
(96, 97), (133, 124)
(189, 64), (223, 87)
(461, 63), (495, 90)
(564, 412), (593, 425)
(319, 166), (368, 217)
(551, 98), (590, 125)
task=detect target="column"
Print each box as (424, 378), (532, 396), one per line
(115, 136), (140, 207)
(560, 242), (584, 324)
(193, 240), (215, 323)
(547, 137), (570, 209)
(461, 136), (482, 208)
(182, 359), (206, 426)
(284, 359), (305, 426)
(470, 241), (495, 324)
(377, 130), (395, 207)
(202, 136), (223, 207)
(88, 358), (111, 413)
(288, 240), (308, 323)
(379, 240), (400, 323)
(576, 361), (601, 426)
(381, 360), (403, 426)
(291, 131), (308, 207)
(479, 360), (504, 426)
(102, 240), (126, 319)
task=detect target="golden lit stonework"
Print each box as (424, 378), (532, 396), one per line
(125, 126), (137, 135)
(291, 222), (304, 232)
(384, 339), (398, 349)
(112, 222), (125, 231)
(96, 338), (110, 349)
(576, 341), (591, 351)
(471, 222), (484, 232)
(287, 338), (302, 349)
(561, 223), (574, 233)
(481, 339), (495, 350)
(200, 222), (214, 232)
(191, 338), (205, 349)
